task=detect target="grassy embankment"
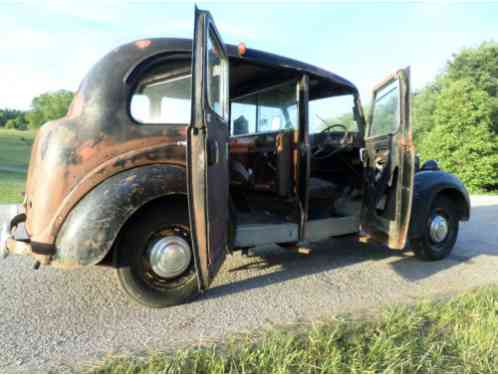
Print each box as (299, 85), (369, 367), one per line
(0, 128), (36, 203)
(92, 286), (498, 373)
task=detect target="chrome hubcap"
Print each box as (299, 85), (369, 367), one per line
(148, 236), (191, 279)
(429, 215), (449, 243)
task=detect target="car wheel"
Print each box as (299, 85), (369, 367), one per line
(115, 205), (199, 308)
(412, 195), (459, 261)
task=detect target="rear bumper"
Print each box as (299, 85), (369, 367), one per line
(0, 207), (50, 265)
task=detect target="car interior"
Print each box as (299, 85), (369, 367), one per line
(228, 59), (366, 246)
(129, 53), (367, 247)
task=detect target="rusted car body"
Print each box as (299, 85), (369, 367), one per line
(1, 8), (470, 307)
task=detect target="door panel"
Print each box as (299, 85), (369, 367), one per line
(361, 67), (415, 249)
(188, 7), (229, 288)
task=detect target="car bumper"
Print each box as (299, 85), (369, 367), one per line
(0, 205), (40, 262)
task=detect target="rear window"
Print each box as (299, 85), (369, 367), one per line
(130, 74), (192, 124)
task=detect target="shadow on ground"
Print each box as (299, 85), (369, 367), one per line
(203, 203), (498, 301)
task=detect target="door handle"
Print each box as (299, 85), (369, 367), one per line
(207, 139), (219, 165)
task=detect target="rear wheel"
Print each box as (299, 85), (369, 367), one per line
(412, 195), (459, 261)
(115, 204), (199, 308)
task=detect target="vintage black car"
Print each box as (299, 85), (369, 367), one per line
(1, 8), (470, 308)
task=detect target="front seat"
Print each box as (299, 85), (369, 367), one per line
(230, 160), (254, 189)
(308, 177), (339, 200)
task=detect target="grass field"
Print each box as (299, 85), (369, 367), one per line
(0, 128), (35, 203)
(0, 128), (35, 169)
(0, 170), (27, 203)
(92, 286), (498, 373)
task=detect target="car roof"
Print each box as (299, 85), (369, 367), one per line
(120, 38), (358, 96)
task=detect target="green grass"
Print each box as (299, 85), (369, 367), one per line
(0, 170), (27, 203)
(0, 128), (35, 203)
(91, 286), (498, 373)
(0, 128), (36, 169)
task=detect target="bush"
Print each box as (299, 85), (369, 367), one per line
(418, 79), (498, 192)
(4, 119), (16, 129)
(414, 41), (498, 193)
(26, 90), (74, 129)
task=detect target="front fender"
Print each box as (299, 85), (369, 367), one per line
(54, 164), (187, 267)
(409, 170), (470, 239)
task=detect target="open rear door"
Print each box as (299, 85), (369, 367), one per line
(187, 7), (230, 288)
(360, 67), (415, 249)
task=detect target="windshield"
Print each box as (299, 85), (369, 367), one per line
(309, 94), (358, 133)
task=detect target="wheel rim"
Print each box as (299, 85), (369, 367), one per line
(429, 214), (449, 243)
(139, 225), (193, 290)
(147, 236), (192, 279)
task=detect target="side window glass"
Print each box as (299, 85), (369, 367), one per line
(230, 81), (297, 136)
(370, 80), (400, 137)
(207, 27), (228, 119)
(130, 74), (191, 124)
(231, 99), (256, 135)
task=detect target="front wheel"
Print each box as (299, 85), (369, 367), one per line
(115, 204), (199, 308)
(412, 195), (459, 261)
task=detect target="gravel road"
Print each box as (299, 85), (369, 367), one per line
(1, 196), (497, 372)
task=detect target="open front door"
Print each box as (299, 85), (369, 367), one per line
(187, 7), (230, 288)
(361, 67), (415, 249)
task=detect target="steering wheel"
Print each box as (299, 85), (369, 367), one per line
(312, 123), (351, 159)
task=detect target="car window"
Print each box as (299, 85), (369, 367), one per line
(130, 74), (191, 124)
(230, 81), (297, 136)
(207, 26), (229, 120)
(369, 80), (400, 137)
(309, 94), (358, 134)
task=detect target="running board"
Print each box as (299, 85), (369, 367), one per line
(233, 223), (299, 247)
(305, 216), (359, 242)
(233, 216), (359, 248)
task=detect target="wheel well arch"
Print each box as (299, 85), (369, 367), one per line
(410, 171), (470, 240)
(101, 193), (189, 267)
(54, 164), (188, 268)
(435, 188), (470, 221)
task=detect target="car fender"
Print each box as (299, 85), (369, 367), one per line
(54, 164), (187, 268)
(409, 170), (470, 240)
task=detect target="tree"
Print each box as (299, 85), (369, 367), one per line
(412, 82), (440, 146)
(445, 41), (498, 98)
(4, 118), (16, 129)
(0, 108), (25, 127)
(26, 90), (74, 129)
(412, 41), (498, 192)
(418, 79), (498, 192)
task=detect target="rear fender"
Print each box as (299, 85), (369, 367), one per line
(54, 164), (187, 267)
(409, 170), (470, 240)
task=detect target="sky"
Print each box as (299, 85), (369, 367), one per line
(1, 1), (498, 110)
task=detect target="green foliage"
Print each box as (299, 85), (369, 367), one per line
(412, 82), (440, 145)
(446, 41), (498, 98)
(4, 119), (16, 129)
(4, 114), (27, 130)
(0, 108), (25, 128)
(413, 41), (498, 192)
(418, 80), (498, 191)
(92, 286), (498, 373)
(26, 90), (74, 129)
